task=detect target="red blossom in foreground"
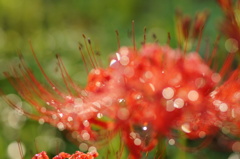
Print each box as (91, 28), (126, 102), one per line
(32, 151), (98, 159)
(3, 42), (240, 158)
(4, 2), (240, 158)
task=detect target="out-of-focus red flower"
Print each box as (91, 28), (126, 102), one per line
(33, 151), (98, 159)
(32, 151), (49, 159)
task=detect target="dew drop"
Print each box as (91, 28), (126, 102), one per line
(168, 139), (175, 145)
(144, 71), (153, 79)
(195, 78), (205, 88)
(120, 56), (130, 66)
(228, 153), (240, 159)
(119, 47), (129, 56)
(88, 146), (97, 153)
(149, 83), (155, 92)
(117, 108), (129, 120)
(166, 100), (175, 112)
(232, 141), (240, 152)
(174, 98), (184, 109)
(124, 66), (134, 78)
(95, 81), (102, 87)
(57, 122), (65, 131)
(110, 59), (117, 66)
(38, 118), (45, 125)
(40, 107), (46, 113)
(59, 113), (63, 118)
(7, 141), (26, 159)
(67, 116), (73, 122)
(94, 69), (100, 75)
(199, 131), (206, 138)
(211, 73), (221, 83)
(162, 87), (174, 99)
(66, 96), (72, 100)
(83, 120), (89, 127)
(181, 123), (191, 133)
(97, 113), (103, 118)
(188, 90), (199, 101)
(79, 143), (88, 152)
(52, 114), (57, 120)
(219, 103), (228, 112)
(134, 138), (142, 146)
(74, 98), (83, 107)
(130, 132), (137, 139)
(225, 38), (238, 53)
(82, 132), (90, 141)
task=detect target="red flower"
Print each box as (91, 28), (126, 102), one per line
(32, 151), (98, 159)
(4, 43), (225, 158)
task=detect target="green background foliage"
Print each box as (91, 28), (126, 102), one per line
(0, 0), (232, 158)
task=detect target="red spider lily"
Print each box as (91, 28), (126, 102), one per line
(32, 151), (98, 159)
(4, 2), (240, 158)
(3, 42), (226, 158)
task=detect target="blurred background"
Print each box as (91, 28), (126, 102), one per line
(0, 0), (232, 158)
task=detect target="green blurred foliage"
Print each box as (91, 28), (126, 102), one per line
(0, 0), (231, 158)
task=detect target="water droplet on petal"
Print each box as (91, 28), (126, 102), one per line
(211, 73), (221, 83)
(181, 123), (191, 133)
(162, 87), (174, 99)
(67, 116), (73, 122)
(120, 56), (129, 66)
(97, 113), (103, 118)
(83, 120), (89, 127)
(134, 138), (142, 146)
(117, 108), (129, 120)
(219, 103), (228, 112)
(57, 122), (65, 131)
(174, 98), (184, 109)
(144, 71), (153, 79)
(166, 100), (175, 112)
(188, 90), (199, 101)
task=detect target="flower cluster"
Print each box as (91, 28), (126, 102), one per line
(32, 151), (98, 159)
(3, 0), (240, 158)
